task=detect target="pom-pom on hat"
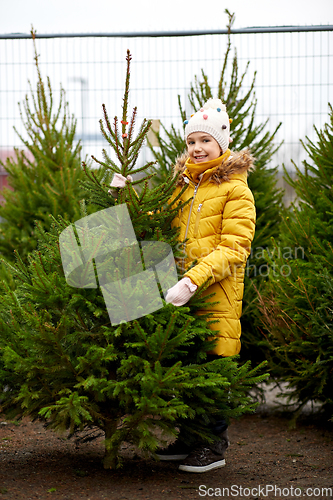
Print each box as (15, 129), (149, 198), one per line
(184, 98), (230, 154)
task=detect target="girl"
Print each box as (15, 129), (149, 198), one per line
(162, 98), (256, 472)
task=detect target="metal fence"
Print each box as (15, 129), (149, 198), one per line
(1, 26), (332, 203)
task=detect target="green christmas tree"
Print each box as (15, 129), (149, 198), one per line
(257, 104), (333, 420)
(0, 29), (91, 265)
(0, 51), (268, 469)
(148, 11), (284, 363)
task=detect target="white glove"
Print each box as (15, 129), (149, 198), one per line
(165, 277), (197, 306)
(109, 173), (133, 190)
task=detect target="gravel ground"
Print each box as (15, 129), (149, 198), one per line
(0, 385), (332, 500)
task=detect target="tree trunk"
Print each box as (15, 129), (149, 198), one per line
(102, 419), (119, 469)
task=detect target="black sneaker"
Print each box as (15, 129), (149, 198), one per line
(156, 440), (191, 461)
(178, 441), (227, 473)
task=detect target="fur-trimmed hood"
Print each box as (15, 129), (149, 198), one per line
(173, 149), (254, 187)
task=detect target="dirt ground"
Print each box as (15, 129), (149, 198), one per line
(1, 398), (333, 500)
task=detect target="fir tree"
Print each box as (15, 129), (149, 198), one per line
(148, 11), (284, 363)
(0, 29), (91, 265)
(0, 50), (268, 469)
(257, 104), (333, 420)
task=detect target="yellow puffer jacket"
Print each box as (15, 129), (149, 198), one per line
(170, 149), (256, 357)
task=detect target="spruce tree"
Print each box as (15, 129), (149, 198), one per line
(0, 29), (91, 265)
(0, 50), (268, 469)
(257, 104), (333, 419)
(148, 11), (284, 363)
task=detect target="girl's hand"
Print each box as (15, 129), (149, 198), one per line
(165, 277), (197, 306)
(109, 173), (133, 190)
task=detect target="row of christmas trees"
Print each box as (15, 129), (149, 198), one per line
(0, 27), (268, 469)
(0, 17), (332, 467)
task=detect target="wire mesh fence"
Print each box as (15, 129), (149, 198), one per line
(0, 27), (332, 204)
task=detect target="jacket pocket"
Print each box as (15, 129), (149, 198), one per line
(193, 203), (203, 238)
(218, 278), (235, 309)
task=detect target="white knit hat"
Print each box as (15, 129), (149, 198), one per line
(184, 98), (230, 154)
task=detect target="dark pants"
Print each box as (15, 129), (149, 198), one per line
(211, 418), (228, 436)
(178, 353), (228, 446)
(206, 353), (229, 438)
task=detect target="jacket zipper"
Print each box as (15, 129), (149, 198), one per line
(193, 203), (203, 237)
(183, 178), (202, 244)
(180, 177), (203, 272)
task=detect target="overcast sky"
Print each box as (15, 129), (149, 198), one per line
(0, 0), (332, 35)
(1, 0), (332, 173)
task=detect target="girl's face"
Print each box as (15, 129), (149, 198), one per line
(186, 132), (222, 164)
